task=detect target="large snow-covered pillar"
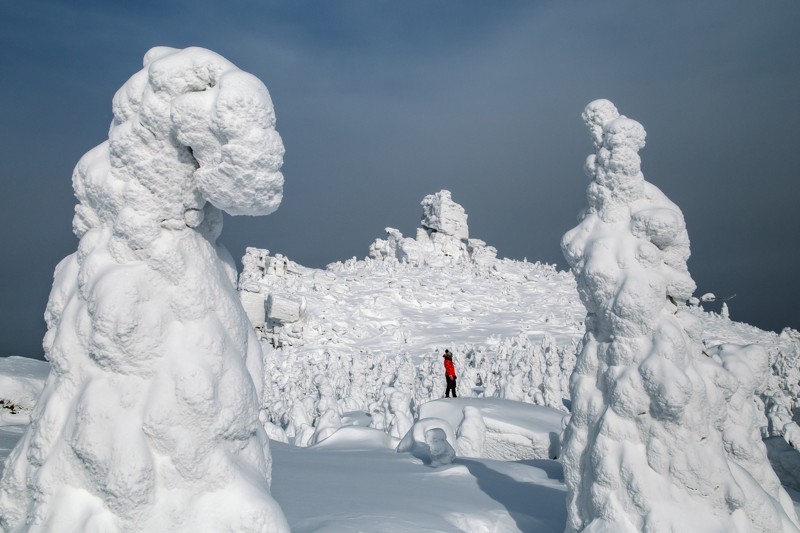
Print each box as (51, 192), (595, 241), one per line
(560, 99), (799, 532)
(0, 47), (289, 532)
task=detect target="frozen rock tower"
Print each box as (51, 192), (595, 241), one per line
(0, 47), (289, 532)
(560, 99), (799, 532)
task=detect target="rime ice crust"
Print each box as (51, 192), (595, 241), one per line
(0, 47), (289, 532)
(369, 189), (495, 266)
(420, 189), (469, 241)
(560, 99), (799, 532)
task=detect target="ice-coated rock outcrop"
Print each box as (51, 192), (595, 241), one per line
(560, 99), (799, 532)
(238, 247), (309, 347)
(0, 47), (289, 532)
(420, 189), (469, 240)
(369, 189), (497, 266)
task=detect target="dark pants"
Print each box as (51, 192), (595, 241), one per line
(445, 376), (457, 398)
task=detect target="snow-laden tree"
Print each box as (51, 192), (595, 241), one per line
(0, 47), (289, 532)
(560, 99), (799, 532)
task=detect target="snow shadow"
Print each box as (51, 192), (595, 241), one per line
(517, 458), (564, 482)
(457, 458), (566, 532)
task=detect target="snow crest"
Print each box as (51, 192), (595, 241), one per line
(0, 47), (289, 532)
(560, 99), (799, 532)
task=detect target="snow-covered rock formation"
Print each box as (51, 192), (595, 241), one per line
(369, 189), (497, 267)
(0, 47), (289, 532)
(560, 99), (799, 532)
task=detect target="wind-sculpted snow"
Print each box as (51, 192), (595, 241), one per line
(560, 99), (799, 532)
(0, 47), (289, 532)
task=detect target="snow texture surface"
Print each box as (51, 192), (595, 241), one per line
(0, 47), (289, 532)
(560, 99), (799, 532)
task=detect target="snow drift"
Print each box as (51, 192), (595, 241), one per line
(0, 47), (289, 532)
(560, 99), (799, 532)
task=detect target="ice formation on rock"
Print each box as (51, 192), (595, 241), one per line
(0, 47), (289, 532)
(560, 99), (799, 532)
(420, 189), (469, 240)
(238, 248), (309, 347)
(369, 189), (497, 266)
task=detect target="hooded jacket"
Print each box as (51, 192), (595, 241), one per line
(442, 354), (456, 378)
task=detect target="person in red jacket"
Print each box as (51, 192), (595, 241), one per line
(442, 349), (457, 398)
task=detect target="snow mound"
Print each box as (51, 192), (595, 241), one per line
(417, 398), (564, 461)
(0, 47), (288, 532)
(560, 99), (799, 532)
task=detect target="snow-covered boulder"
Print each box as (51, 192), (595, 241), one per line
(420, 189), (469, 240)
(560, 99), (799, 532)
(238, 248), (311, 347)
(425, 428), (456, 467)
(0, 47), (289, 532)
(396, 416), (457, 466)
(266, 294), (305, 325)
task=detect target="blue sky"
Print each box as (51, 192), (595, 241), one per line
(1, 0), (799, 357)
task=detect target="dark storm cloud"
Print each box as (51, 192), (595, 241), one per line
(1, 0), (798, 358)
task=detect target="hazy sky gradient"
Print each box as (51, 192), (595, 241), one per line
(2, 0), (798, 358)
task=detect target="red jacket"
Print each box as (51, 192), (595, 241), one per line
(443, 356), (456, 378)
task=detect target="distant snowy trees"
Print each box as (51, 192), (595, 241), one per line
(561, 99), (799, 532)
(0, 47), (289, 532)
(257, 336), (577, 448)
